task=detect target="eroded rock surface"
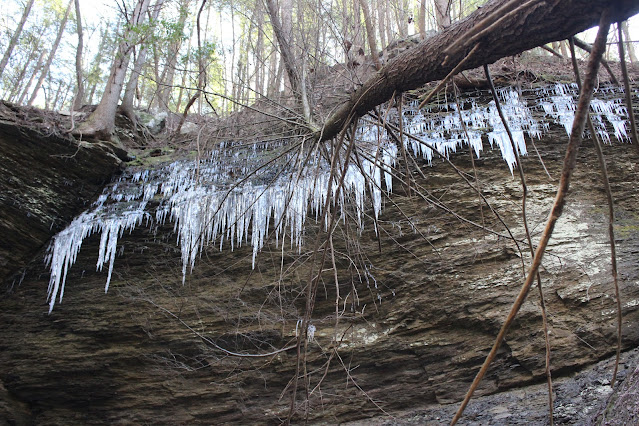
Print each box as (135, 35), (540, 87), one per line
(0, 116), (638, 424)
(0, 101), (124, 284)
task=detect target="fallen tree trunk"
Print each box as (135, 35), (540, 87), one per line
(318, 0), (639, 141)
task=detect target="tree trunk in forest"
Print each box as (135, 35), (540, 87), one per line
(265, 0), (312, 122)
(418, 0), (427, 39)
(318, 0), (639, 143)
(158, 0), (191, 112)
(280, 0), (295, 95)
(75, 0), (151, 139)
(359, 0), (381, 70)
(267, 48), (280, 99)
(377, 0), (386, 48)
(6, 43), (38, 101)
(434, 0), (452, 29)
(398, 0), (412, 37)
(175, 0), (208, 133)
(0, 0), (36, 79)
(121, 0), (166, 123)
(85, 26), (111, 105)
(27, 0), (73, 106)
(174, 29), (193, 113)
(16, 49), (46, 105)
(621, 20), (637, 63)
(73, 0), (85, 110)
(255, 4), (265, 95)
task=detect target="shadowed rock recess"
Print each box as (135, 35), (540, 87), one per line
(1, 93), (639, 424)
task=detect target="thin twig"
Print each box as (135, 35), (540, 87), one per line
(144, 298), (297, 357)
(572, 36), (619, 85)
(541, 44), (564, 59)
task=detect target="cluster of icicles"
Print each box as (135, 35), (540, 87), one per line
(45, 84), (632, 312)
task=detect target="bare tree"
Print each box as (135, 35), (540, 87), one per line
(16, 49), (46, 105)
(175, 0), (208, 133)
(157, 0), (191, 112)
(4, 36), (40, 101)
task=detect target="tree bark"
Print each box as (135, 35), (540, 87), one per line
(72, 0), (85, 110)
(621, 20), (637, 63)
(359, 0), (381, 70)
(418, 0), (427, 39)
(434, 0), (452, 29)
(0, 0), (36, 79)
(76, 0), (151, 139)
(27, 0), (73, 106)
(265, 0), (312, 122)
(121, 0), (166, 122)
(318, 0), (639, 143)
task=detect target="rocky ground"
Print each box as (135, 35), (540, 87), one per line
(347, 346), (639, 425)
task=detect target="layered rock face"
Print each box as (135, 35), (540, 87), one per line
(1, 111), (638, 424)
(0, 101), (124, 284)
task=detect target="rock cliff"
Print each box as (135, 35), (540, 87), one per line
(1, 100), (638, 424)
(0, 101), (124, 285)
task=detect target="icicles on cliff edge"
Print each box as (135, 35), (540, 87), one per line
(44, 143), (397, 312)
(45, 85), (634, 312)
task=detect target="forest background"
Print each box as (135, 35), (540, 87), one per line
(2, 0), (638, 117)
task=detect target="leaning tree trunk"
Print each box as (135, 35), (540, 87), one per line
(27, 0), (73, 106)
(75, 0), (151, 139)
(16, 49), (46, 105)
(0, 0), (36, 79)
(318, 0), (639, 143)
(72, 0), (85, 110)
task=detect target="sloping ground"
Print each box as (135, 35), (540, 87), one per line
(0, 102), (638, 424)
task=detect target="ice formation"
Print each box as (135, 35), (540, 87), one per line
(45, 86), (634, 312)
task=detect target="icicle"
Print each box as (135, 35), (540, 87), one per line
(44, 85), (635, 311)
